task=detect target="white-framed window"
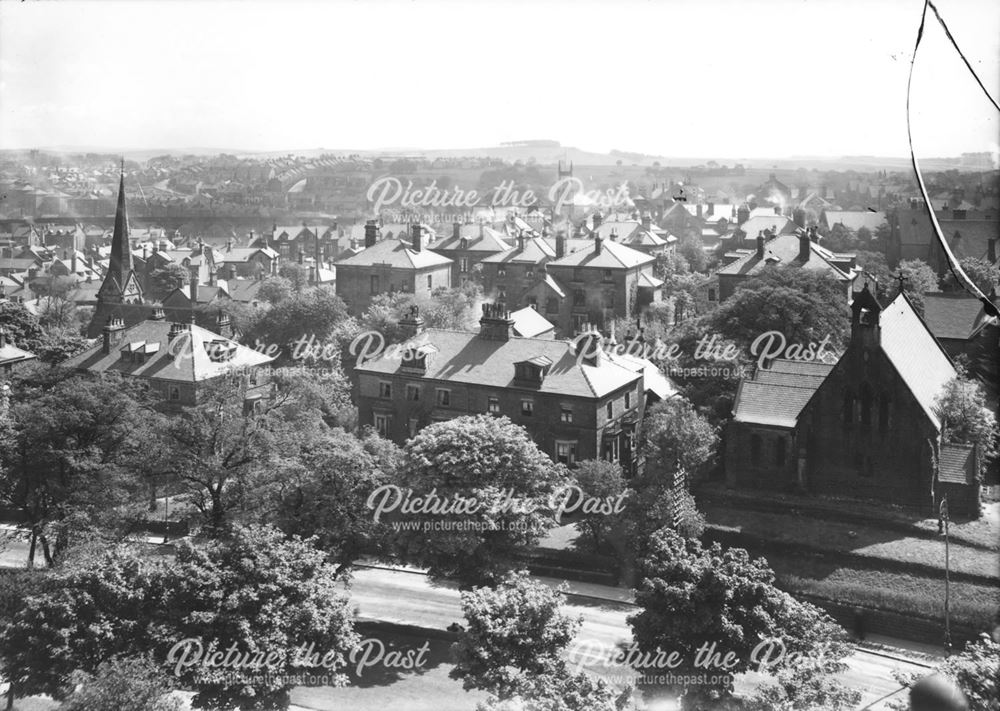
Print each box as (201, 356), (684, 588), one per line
(460, 257), (469, 272)
(603, 437), (620, 462)
(556, 440), (577, 465)
(379, 381), (392, 398)
(406, 384), (420, 401)
(560, 407), (573, 423)
(436, 388), (451, 407)
(487, 396), (500, 414)
(374, 413), (390, 436)
(521, 399), (534, 416)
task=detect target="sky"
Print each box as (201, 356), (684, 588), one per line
(1, 0), (998, 159)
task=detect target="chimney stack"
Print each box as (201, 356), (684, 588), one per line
(453, 222), (461, 241)
(556, 230), (566, 259)
(399, 304), (425, 339)
(0, 326), (7, 348)
(592, 211), (603, 230)
(411, 223), (422, 252)
(150, 306), (166, 321)
(479, 302), (515, 341)
(189, 277), (198, 304)
(737, 204), (750, 226)
(102, 316), (125, 354)
(793, 208), (806, 228)
(798, 229), (811, 263)
(696, 204), (703, 219)
(774, 206), (781, 215)
(216, 311), (232, 338)
(594, 234), (603, 255)
(364, 220), (378, 248)
(989, 238), (997, 264)
(641, 212), (652, 231)
(756, 232), (765, 260)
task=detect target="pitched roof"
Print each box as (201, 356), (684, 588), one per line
(510, 307), (555, 338)
(355, 329), (641, 399)
(547, 239), (653, 270)
(480, 236), (556, 265)
(0, 341), (37, 368)
(922, 292), (991, 341)
(715, 232), (854, 281)
(334, 238), (452, 270)
(732, 359), (834, 428)
(737, 215), (796, 238)
(879, 292), (957, 430)
(61, 319), (274, 383)
(431, 226), (512, 252)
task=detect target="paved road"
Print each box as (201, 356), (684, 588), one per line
(344, 566), (934, 710)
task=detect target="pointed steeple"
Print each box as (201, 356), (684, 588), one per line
(96, 162), (141, 305)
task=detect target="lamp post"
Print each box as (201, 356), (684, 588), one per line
(940, 495), (951, 656)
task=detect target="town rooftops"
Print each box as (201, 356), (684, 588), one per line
(431, 225), (512, 252)
(732, 359), (835, 428)
(355, 329), (641, 399)
(547, 239), (653, 270)
(334, 238), (452, 270)
(822, 210), (887, 233)
(62, 318), (274, 383)
(737, 215), (796, 238)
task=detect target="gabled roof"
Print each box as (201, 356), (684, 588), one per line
(547, 239), (653, 270)
(737, 215), (796, 238)
(355, 329), (640, 399)
(938, 443), (977, 484)
(334, 238), (452, 270)
(732, 359), (835, 428)
(431, 225), (512, 253)
(922, 292), (992, 341)
(879, 292), (957, 430)
(480, 236), (556, 265)
(61, 319), (274, 383)
(715, 232), (854, 281)
(510, 307), (555, 338)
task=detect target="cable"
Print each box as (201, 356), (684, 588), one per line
(906, 0), (999, 318)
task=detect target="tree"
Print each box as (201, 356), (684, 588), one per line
(165, 525), (358, 710)
(279, 262), (309, 292)
(0, 526), (358, 710)
(266, 428), (400, 574)
(934, 376), (998, 473)
(745, 664), (860, 711)
(0, 300), (44, 350)
(58, 656), (184, 711)
(571, 460), (628, 553)
(475, 661), (628, 711)
(149, 264), (190, 297)
(242, 288), (352, 365)
(889, 634), (998, 711)
(392, 415), (568, 585)
(677, 235), (707, 273)
(894, 258), (939, 314)
(159, 376), (326, 535)
(453, 571), (580, 698)
(943, 257), (1000, 294)
(36, 276), (79, 331)
(257, 275), (294, 304)
(0, 371), (160, 567)
(628, 529), (853, 709)
(641, 399), (718, 481)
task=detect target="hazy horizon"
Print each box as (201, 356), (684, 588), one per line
(2, 0), (999, 162)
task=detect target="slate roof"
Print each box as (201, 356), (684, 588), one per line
(480, 237), (556, 265)
(879, 292), (957, 430)
(334, 238), (452, 270)
(355, 329), (641, 399)
(715, 232), (854, 281)
(732, 358), (834, 428)
(737, 215), (796, 239)
(62, 319), (274, 383)
(547, 239), (653, 270)
(938, 443), (977, 484)
(431, 226), (512, 252)
(0, 341), (37, 368)
(510, 307), (555, 338)
(922, 292), (991, 341)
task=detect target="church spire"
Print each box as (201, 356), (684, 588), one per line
(108, 160), (134, 284)
(95, 161), (141, 306)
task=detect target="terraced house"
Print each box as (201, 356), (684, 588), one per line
(354, 303), (649, 475)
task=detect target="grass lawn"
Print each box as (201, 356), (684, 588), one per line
(703, 503), (999, 580)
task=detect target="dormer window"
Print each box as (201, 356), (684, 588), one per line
(460, 237), (469, 249)
(514, 356), (552, 384)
